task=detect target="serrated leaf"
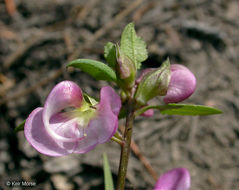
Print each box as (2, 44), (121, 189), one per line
(104, 42), (117, 69)
(135, 104), (222, 116)
(14, 120), (25, 133)
(135, 59), (170, 105)
(67, 59), (117, 82)
(120, 23), (148, 69)
(103, 153), (114, 190)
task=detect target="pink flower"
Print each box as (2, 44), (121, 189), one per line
(154, 168), (190, 190)
(24, 81), (121, 156)
(163, 64), (196, 104)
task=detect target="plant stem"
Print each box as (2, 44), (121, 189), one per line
(116, 99), (135, 190)
(111, 136), (124, 146)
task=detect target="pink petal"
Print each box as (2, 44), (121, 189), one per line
(154, 168), (190, 190)
(97, 86), (121, 142)
(43, 81), (83, 142)
(74, 86), (121, 154)
(24, 108), (77, 156)
(164, 64), (196, 104)
(72, 126), (99, 154)
(100, 86), (122, 116)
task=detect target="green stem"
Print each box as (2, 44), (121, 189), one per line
(116, 99), (135, 190)
(111, 136), (124, 146)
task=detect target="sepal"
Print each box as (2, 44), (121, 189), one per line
(135, 59), (170, 105)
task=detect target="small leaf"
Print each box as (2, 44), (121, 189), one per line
(14, 120), (26, 133)
(134, 59), (170, 105)
(103, 153), (114, 190)
(104, 42), (117, 69)
(67, 59), (117, 82)
(135, 104), (222, 116)
(120, 23), (148, 69)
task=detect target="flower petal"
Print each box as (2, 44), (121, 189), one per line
(97, 86), (121, 142)
(72, 125), (99, 154)
(154, 168), (190, 190)
(43, 81), (83, 142)
(164, 64), (196, 104)
(24, 108), (77, 156)
(100, 86), (121, 115)
(73, 86), (121, 153)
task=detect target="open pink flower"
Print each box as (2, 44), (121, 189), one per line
(154, 168), (190, 190)
(163, 64), (196, 104)
(24, 81), (121, 156)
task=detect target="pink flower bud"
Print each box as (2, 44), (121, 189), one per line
(154, 168), (190, 190)
(116, 45), (136, 89)
(140, 108), (154, 117)
(163, 64), (196, 104)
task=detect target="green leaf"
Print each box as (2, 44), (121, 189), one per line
(120, 23), (148, 69)
(103, 153), (114, 190)
(161, 104), (223, 115)
(135, 104), (222, 116)
(67, 59), (117, 82)
(14, 120), (26, 133)
(104, 42), (117, 69)
(134, 59), (170, 105)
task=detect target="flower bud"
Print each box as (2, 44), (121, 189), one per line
(116, 45), (136, 89)
(163, 64), (196, 104)
(154, 168), (190, 190)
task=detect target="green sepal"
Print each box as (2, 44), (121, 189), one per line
(14, 120), (26, 133)
(120, 23), (148, 69)
(103, 153), (114, 190)
(67, 59), (117, 82)
(134, 59), (170, 105)
(115, 45), (136, 89)
(135, 104), (223, 116)
(104, 42), (117, 69)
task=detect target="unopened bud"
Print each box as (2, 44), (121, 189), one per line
(116, 45), (136, 89)
(163, 64), (196, 104)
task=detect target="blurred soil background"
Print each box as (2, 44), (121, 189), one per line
(0, 0), (239, 189)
